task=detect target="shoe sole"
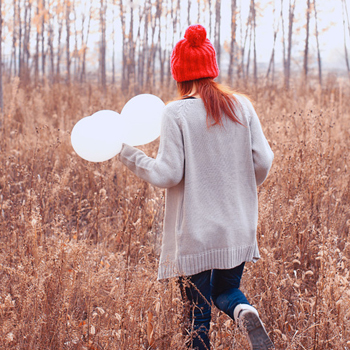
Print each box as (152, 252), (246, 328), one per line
(241, 311), (275, 350)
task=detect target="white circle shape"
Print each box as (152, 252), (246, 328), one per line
(121, 94), (165, 146)
(71, 94), (165, 162)
(71, 110), (123, 162)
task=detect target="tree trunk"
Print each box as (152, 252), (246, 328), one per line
(100, 0), (106, 91)
(119, 0), (127, 90)
(134, 4), (145, 93)
(41, 0), (45, 80)
(208, 0), (212, 38)
(158, 14), (165, 86)
(303, 0), (311, 81)
(240, 6), (251, 81)
(313, 0), (322, 86)
(73, 2), (78, 81)
(81, 1), (91, 83)
(285, 0), (296, 89)
(112, 0), (116, 85)
(251, 0), (257, 85)
(187, 0), (191, 27)
(18, 0), (22, 78)
(342, 0), (350, 79)
(11, 0), (17, 77)
(0, 0), (4, 117)
(280, 0), (286, 85)
(266, 0), (279, 83)
(197, 0), (200, 23)
(152, 1), (163, 89)
(23, 0), (31, 83)
(246, 23), (252, 80)
(227, 0), (237, 83)
(147, 0), (158, 91)
(56, 14), (63, 78)
(34, 0), (39, 83)
(237, 0), (242, 79)
(66, 0), (70, 84)
(167, 0), (175, 86)
(139, 4), (148, 90)
(128, 0), (135, 92)
(48, 5), (55, 81)
(214, 0), (221, 70)
(22, 0), (27, 79)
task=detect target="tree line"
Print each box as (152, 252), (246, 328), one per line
(0, 0), (350, 104)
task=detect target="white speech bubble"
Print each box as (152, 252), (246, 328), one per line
(71, 110), (123, 162)
(71, 94), (165, 162)
(121, 94), (165, 146)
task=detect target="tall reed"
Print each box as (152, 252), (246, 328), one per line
(0, 77), (349, 349)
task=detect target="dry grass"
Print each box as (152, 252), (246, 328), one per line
(0, 76), (349, 349)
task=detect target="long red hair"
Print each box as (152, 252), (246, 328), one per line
(177, 78), (244, 127)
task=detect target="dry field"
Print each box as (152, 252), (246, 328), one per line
(0, 76), (349, 350)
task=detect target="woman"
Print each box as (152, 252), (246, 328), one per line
(119, 24), (275, 350)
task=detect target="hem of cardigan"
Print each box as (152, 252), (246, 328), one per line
(157, 244), (260, 280)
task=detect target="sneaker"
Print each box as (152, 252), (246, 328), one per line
(239, 310), (275, 350)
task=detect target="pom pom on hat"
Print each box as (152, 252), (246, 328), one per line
(184, 25), (207, 47)
(171, 24), (219, 82)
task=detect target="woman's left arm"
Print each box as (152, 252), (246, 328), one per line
(119, 108), (185, 189)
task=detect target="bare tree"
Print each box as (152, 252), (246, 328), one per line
(313, 0), (322, 85)
(208, 0), (212, 38)
(342, 0), (350, 79)
(41, 0), (46, 79)
(239, 3), (252, 81)
(227, 0), (237, 83)
(128, 0), (135, 92)
(34, 0), (39, 82)
(22, 0), (32, 82)
(246, 18), (252, 80)
(285, 0), (296, 88)
(187, 0), (191, 27)
(100, 0), (106, 92)
(0, 0), (3, 117)
(214, 0), (221, 69)
(66, 0), (71, 84)
(119, 0), (126, 89)
(158, 6), (166, 86)
(47, 0), (55, 80)
(10, 0), (17, 77)
(80, 0), (91, 83)
(73, 1), (78, 80)
(138, 3), (148, 90)
(167, 0), (178, 85)
(152, 0), (165, 89)
(303, 0), (311, 81)
(266, 0), (280, 83)
(147, 0), (160, 91)
(197, 0), (200, 23)
(18, 0), (22, 78)
(119, 0), (128, 90)
(251, 0), (257, 85)
(56, 0), (64, 79)
(112, 0), (116, 84)
(281, 0), (286, 81)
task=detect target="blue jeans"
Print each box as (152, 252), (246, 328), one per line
(179, 263), (250, 350)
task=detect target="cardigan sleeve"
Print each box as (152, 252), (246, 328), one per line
(119, 108), (185, 189)
(244, 98), (274, 186)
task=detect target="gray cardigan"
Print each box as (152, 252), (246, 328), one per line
(119, 95), (274, 280)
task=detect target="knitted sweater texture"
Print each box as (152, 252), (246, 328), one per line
(119, 95), (274, 280)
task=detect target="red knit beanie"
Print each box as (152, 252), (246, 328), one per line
(171, 25), (219, 82)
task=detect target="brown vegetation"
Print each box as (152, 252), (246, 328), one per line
(0, 77), (349, 349)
